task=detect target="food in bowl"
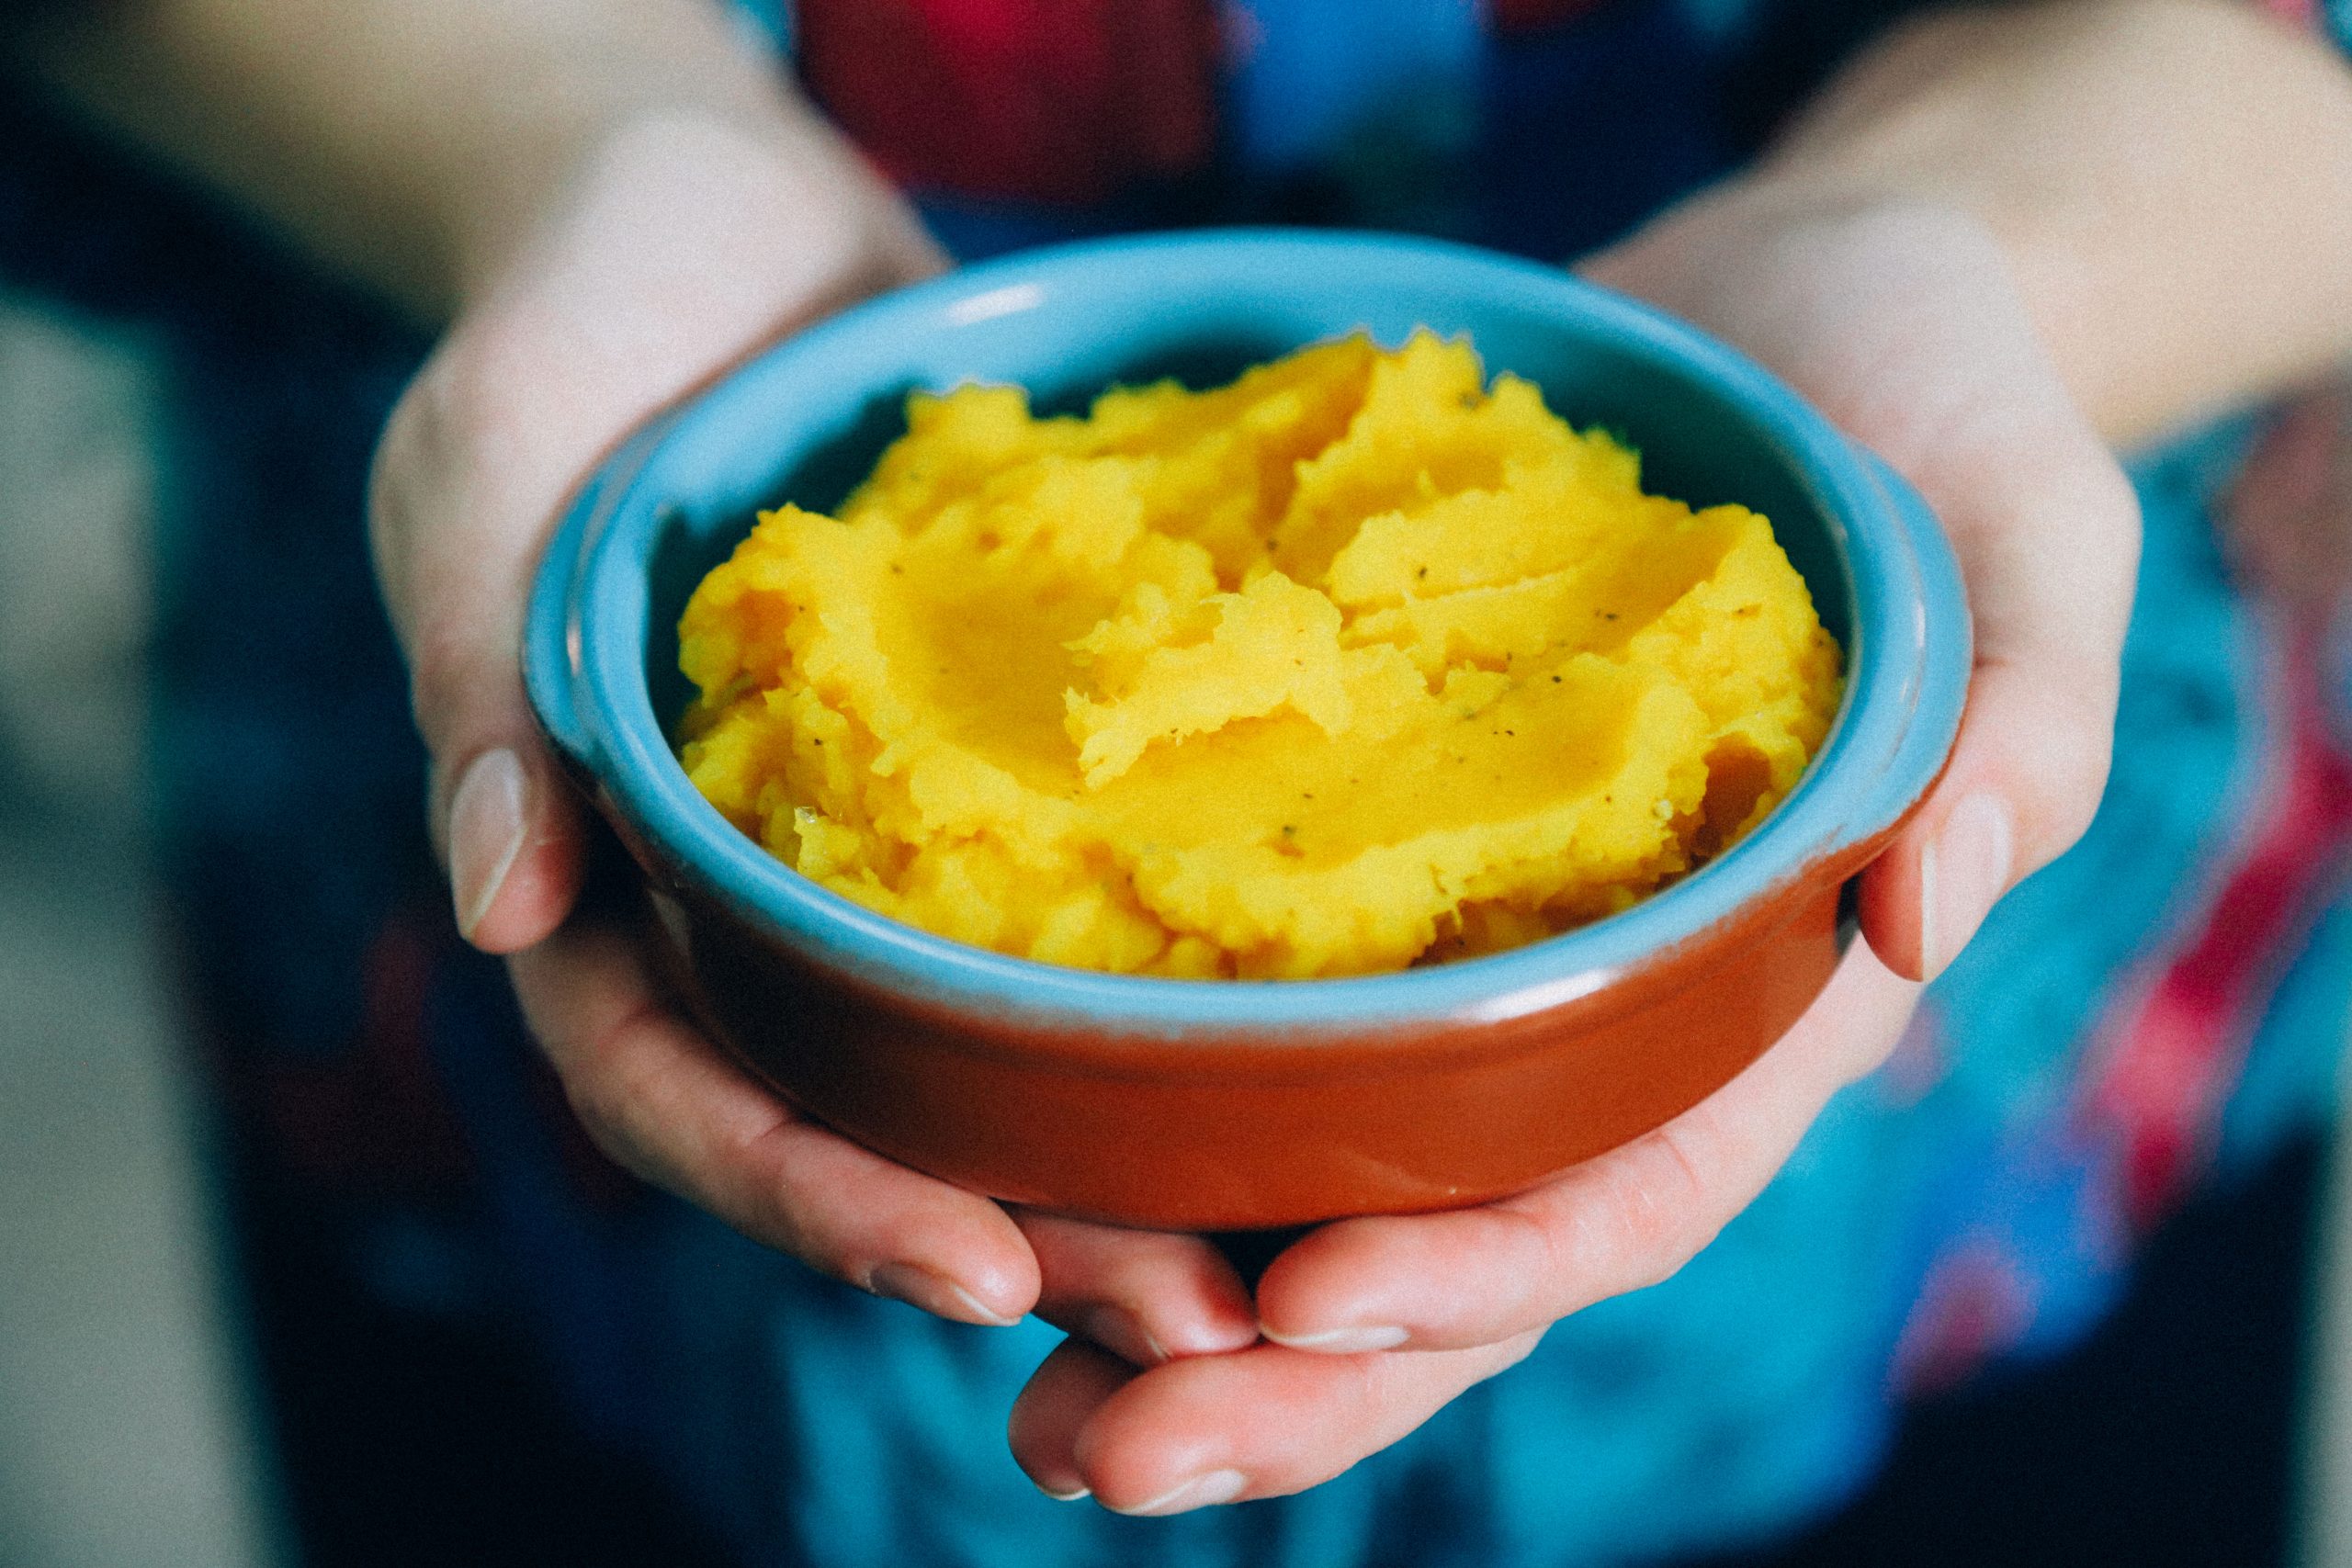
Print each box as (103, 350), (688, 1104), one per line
(673, 331), (1842, 979)
(529, 230), (1970, 1225)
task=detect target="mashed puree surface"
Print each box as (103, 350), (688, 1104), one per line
(676, 333), (1843, 979)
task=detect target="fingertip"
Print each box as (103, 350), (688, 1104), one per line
(1858, 692), (2041, 985)
(1008, 1337), (1134, 1501)
(1260, 1323), (1411, 1354)
(1856, 843), (1927, 983)
(1253, 1219), (1424, 1352)
(963, 1236), (1047, 1326)
(1250, 1225), (1348, 1342)
(454, 749), (589, 953)
(866, 1260), (1026, 1327)
(1159, 1248), (1261, 1358)
(1068, 1369), (1239, 1515)
(1067, 1337), (1529, 1509)
(1866, 777), (2015, 984)
(863, 1201), (1044, 1327)
(464, 836), (587, 953)
(1123, 1283), (1259, 1363)
(1017, 1216), (1261, 1364)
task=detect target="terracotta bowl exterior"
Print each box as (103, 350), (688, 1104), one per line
(526, 231), (1969, 1231)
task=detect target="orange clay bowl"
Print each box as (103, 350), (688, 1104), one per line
(525, 231), (1969, 1231)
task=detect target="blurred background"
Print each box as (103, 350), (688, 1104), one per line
(0, 268), (2348, 1568)
(0, 295), (276, 1568)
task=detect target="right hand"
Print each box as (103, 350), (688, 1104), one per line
(1004, 190), (2143, 1514)
(368, 102), (1263, 1362)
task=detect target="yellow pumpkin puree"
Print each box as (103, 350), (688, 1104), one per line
(675, 332), (1842, 978)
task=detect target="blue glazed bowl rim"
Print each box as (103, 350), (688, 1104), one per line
(530, 229), (1968, 1037)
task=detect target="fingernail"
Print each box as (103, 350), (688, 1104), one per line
(1109, 1469), (1248, 1517)
(1080, 1305), (1170, 1366)
(448, 748), (528, 942)
(1919, 793), (2014, 979)
(1037, 1483), (1091, 1503)
(1261, 1323), (1409, 1354)
(867, 1261), (1021, 1326)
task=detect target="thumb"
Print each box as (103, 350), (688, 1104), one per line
(423, 646), (588, 956)
(1856, 389), (2142, 980)
(1580, 193), (2143, 982)
(368, 114), (949, 956)
(371, 360), (592, 955)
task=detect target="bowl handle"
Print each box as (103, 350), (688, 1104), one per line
(524, 421), (674, 781)
(524, 491), (601, 778)
(1835, 450), (1973, 857)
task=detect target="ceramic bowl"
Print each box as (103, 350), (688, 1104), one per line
(525, 230), (1968, 1231)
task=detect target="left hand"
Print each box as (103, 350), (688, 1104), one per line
(1004, 189), (2141, 1514)
(371, 102), (1270, 1367)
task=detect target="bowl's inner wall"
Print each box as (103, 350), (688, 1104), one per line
(633, 280), (1858, 750)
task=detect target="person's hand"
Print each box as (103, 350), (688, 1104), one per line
(368, 103), (1266, 1360)
(1003, 191), (2140, 1513)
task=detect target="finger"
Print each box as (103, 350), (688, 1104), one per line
(371, 362), (594, 958)
(1006, 1337), (1136, 1501)
(1014, 1212), (1260, 1367)
(1857, 444), (2140, 979)
(1027, 1334), (1542, 1514)
(425, 695), (588, 956)
(1591, 200), (2141, 982)
(510, 921), (1038, 1325)
(1257, 941), (1916, 1353)
(371, 125), (949, 957)
(1842, 264), (2143, 981)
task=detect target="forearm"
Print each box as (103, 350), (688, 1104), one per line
(1755, 0), (2352, 446)
(1597, 0), (2352, 448)
(5, 0), (876, 321)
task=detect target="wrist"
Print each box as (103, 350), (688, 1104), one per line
(10, 0), (905, 327)
(1734, 173), (2110, 439)
(1672, 0), (2352, 446)
(441, 80), (897, 313)
(381, 105), (939, 645)
(442, 95), (940, 347)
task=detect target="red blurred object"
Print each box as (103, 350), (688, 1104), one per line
(797, 0), (1222, 205)
(1487, 0), (1615, 34)
(2084, 623), (2352, 1225)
